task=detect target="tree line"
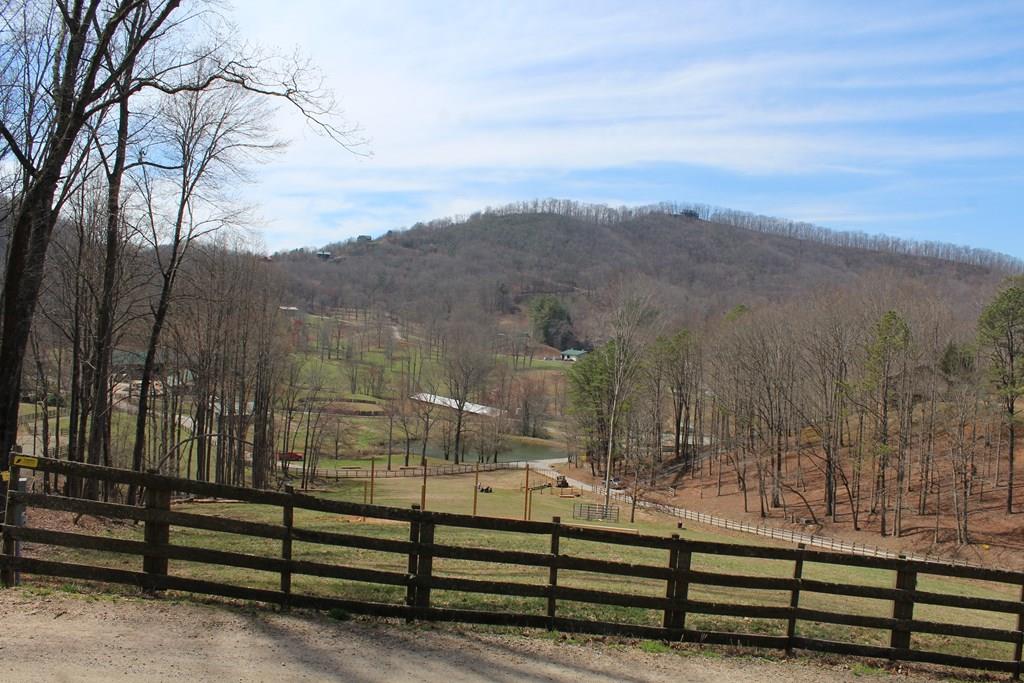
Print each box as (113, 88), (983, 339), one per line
(567, 276), (1024, 540)
(0, 0), (356, 501)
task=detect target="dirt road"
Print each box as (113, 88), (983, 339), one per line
(0, 591), (937, 682)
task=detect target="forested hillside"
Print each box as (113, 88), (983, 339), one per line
(274, 203), (1017, 328)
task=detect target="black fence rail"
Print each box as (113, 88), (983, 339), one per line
(2, 455), (1024, 678)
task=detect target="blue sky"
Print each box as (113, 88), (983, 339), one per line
(233, 1), (1024, 257)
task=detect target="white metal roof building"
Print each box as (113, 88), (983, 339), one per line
(410, 393), (503, 417)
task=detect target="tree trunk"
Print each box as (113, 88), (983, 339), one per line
(127, 282), (173, 504)
(0, 172), (64, 497)
(1008, 417), (1016, 514)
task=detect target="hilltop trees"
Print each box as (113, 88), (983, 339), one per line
(442, 200), (1024, 271)
(274, 200), (1021, 332)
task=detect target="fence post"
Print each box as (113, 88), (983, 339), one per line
(523, 464), (530, 520)
(548, 516), (560, 630)
(142, 471), (171, 590)
(473, 462), (480, 516)
(663, 535), (677, 630)
(1013, 582), (1024, 680)
(671, 535), (690, 633)
(406, 504), (421, 622)
(1, 464), (23, 587)
(420, 465), (427, 511)
(786, 543), (806, 654)
(281, 485), (294, 610)
(890, 557), (916, 658)
(416, 519), (435, 610)
(663, 533), (691, 633)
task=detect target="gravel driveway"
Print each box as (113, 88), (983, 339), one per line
(0, 590), (945, 682)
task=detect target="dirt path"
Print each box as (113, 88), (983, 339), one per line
(0, 591), (945, 682)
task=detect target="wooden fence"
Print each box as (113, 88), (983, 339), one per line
(317, 461), (520, 480)
(596, 486), (992, 569)
(3, 455), (1024, 678)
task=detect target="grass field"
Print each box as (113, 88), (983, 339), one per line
(28, 468), (1023, 667)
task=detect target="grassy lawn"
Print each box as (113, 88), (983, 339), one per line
(522, 358), (575, 371)
(18, 403), (59, 420)
(27, 467), (1022, 666)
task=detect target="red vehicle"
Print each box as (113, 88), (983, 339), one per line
(276, 452), (304, 462)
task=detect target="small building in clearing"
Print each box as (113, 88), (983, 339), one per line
(559, 348), (587, 362)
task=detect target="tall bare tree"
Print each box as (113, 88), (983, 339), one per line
(441, 325), (493, 465)
(597, 285), (657, 509)
(126, 80), (277, 502)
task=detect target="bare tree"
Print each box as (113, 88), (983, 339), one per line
(412, 377), (440, 466)
(513, 374), (548, 438)
(441, 325), (493, 465)
(126, 80), (278, 503)
(792, 294), (855, 521)
(654, 329), (701, 466)
(940, 341), (982, 543)
(597, 285), (657, 509)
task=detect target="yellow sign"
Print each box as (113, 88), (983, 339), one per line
(12, 455), (38, 469)
(1, 471), (8, 482)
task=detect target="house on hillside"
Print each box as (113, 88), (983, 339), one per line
(111, 349), (151, 377)
(112, 349), (179, 381)
(559, 348), (587, 362)
(110, 349), (193, 402)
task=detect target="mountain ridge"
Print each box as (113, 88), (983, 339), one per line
(272, 202), (1015, 323)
